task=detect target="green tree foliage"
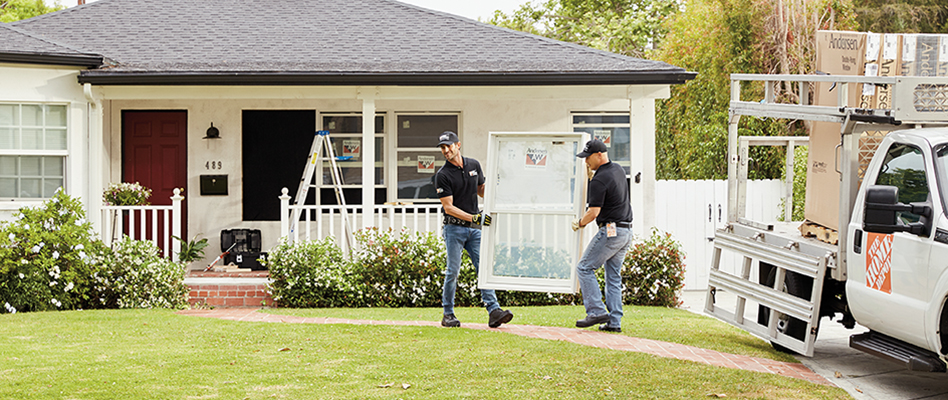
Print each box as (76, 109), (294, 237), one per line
(0, 0), (63, 23)
(489, 0), (680, 57)
(854, 0), (948, 33)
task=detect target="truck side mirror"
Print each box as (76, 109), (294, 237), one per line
(863, 185), (930, 235)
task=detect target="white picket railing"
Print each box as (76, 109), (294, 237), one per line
(100, 188), (183, 259)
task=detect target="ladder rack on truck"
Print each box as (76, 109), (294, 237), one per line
(706, 74), (948, 357)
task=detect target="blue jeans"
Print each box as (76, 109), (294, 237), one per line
(577, 225), (633, 327)
(442, 224), (500, 315)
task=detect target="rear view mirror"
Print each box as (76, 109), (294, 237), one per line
(863, 185), (930, 235)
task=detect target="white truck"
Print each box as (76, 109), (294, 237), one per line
(706, 73), (948, 372)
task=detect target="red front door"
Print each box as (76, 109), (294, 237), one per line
(122, 111), (188, 250)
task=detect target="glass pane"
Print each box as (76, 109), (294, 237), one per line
(397, 115), (458, 147)
(0, 105), (16, 126)
(21, 105), (42, 126)
(45, 129), (67, 150)
(320, 137), (383, 185)
(877, 144), (927, 223)
(0, 128), (16, 149)
(43, 157), (64, 177)
(46, 105), (67, 127)
(491, 213), (574, 279)
(21, 128), (42, 150)
(572, 115), (630, 125)
(20, 157), (41, 176)
(322, 115), (384, 134)
(574, 127), (631, 175)
(0, 178), (16, 197)
(492, 140), (577, 211)
(396, 150), (444, 200)
(20, 178), (41, 198)
(0, 156), (15, 175)
(43, 178), (63, 197)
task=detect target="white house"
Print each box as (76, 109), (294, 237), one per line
(2, 0), (694, 264)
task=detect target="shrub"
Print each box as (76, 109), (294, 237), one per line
(99, 237), (189, 309)
(622, 228), (686, 307)
(351, 228), (449, 307)
(0, 189), (111, 313)
(265, 237), (362, 308)
(103, 182), (152, 206)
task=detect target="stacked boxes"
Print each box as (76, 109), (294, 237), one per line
(806, 31), (948, 231)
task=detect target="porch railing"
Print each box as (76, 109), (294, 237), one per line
(100, 188), (183, 259)
(279, 188), (442, 253)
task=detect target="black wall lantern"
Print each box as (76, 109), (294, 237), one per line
(204, 122), (221, 139)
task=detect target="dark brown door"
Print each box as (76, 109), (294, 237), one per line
(122, 111), (188, 249)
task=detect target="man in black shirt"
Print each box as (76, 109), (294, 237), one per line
(435, 131), (514, 329)
(571, 139), (633, 332)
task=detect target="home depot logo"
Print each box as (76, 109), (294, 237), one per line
(525, 147), (547, 168)
(866, 232), (892, 293)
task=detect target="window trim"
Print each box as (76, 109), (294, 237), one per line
(571, 112), (632, 177)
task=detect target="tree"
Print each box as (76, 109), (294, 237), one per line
(0, 0), (63, 23)
(489, 0), (680, 58)
(853, 0), (948, 33)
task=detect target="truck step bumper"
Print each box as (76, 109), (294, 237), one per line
(850, 331), (946, 372)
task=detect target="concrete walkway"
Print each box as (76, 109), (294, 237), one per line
(177, 307), (830, 386)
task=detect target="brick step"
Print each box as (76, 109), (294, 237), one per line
(185, 271), (274, 308)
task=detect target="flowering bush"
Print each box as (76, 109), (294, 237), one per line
(98, 237), (189, 309)
(103, 182), (152, 206)
(265, 237), (363, 308)
(0, 189), (111, 313)
(622, 228), (686, 307)
(351, 228), (449, 307)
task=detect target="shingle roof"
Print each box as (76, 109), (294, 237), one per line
(0, 23), (102, 66)
(11, 0), (694, 85)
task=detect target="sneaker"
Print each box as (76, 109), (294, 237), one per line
(598, 324), (622, 333)
(488, 308), (514, 328)
(575, 313), (610, 328)
(442, 313), (461, 328)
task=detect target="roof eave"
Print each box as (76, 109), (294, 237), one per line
(77, 71), (697, 86)
(0, 51), (103, 68)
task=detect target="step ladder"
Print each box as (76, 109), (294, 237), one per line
(291, 130), (353, 251)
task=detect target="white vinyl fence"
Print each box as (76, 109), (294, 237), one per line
(654, 179), (784, 290)
(100, 189), (183, 260)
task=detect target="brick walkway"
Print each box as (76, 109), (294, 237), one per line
(176, 308), (832, 386)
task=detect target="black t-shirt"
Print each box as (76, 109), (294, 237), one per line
(436, 157), (484, 215)
(587, 161), (633, 224)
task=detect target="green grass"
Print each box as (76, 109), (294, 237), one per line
(0, 308), (851, 399)
(263, 304), (799, 363)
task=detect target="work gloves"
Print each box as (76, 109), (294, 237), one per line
(473, 213), (492, 226)
(571, 218), (581, 232)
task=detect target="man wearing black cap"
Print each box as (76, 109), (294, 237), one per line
(572, 139), (633, 332)
(435, 131), (514, 329)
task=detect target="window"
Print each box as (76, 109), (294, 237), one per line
(572, 113), (631, 176)
(319, 114), (385, 205)
(876, 143), (929, 223)
(0, 104), (67, 199)
(395, 114), (457, 201)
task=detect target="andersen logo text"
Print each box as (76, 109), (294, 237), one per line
(829, 34), (859, 51)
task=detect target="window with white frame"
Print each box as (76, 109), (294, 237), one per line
(395, 114), (457, 202)
(572, 113), (631, 176)
(318, 113), (385, 205)
(0, 104), (67, 199)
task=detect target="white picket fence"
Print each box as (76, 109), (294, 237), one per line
(99, 189), (183, 259)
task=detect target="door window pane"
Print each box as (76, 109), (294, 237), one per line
(396, 114), (457, 201)
(396, 151), (443, 200)
(397, 115), (458, 148)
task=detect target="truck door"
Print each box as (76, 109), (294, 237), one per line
(849, 142), (934, 347)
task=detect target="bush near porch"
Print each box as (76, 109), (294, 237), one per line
(0, 190), (188, 314)
(266, 227), (685, 309)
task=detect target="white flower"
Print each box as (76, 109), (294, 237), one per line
(64, 282), (74, 292)
(20, 259), (27, 265)
(49, 281), (57, 287)
(18, 273), (24, 279)
(31, 245), (41, 253)
(74, 244), (84, 250)
(7, 233), (13, 241)
(51, 298), (62, 308)
(52, 251), (60, 260)
(3, 302), (15, 314)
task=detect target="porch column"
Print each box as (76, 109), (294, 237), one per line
(83, 83), (105, 232)
(628, 85), (670, 238)
(359, 88), (377, 229)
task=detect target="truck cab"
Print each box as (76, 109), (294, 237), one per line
(847, 128), (948, 356)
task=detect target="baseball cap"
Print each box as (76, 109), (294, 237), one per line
(437, 131), (459, 146)
(576, 139), (607, 158)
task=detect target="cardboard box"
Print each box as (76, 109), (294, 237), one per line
(940, 35), (948, 76)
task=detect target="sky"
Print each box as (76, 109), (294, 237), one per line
(56, 0), (526, 22)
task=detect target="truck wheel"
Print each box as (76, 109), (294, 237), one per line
(939, 300), (948, 355)
(757, 262), (815, 354)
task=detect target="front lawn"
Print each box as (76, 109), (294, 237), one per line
(0, 308), (850, 399)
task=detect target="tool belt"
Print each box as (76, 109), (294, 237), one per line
(598, 221), (632, 229)
(443, 215), (479, 229)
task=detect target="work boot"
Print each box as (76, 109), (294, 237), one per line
(575, 313), (609, 328)
(488, 308), (514, 328)
(598, 324), (622, 333)
(442, 313), (460, 328)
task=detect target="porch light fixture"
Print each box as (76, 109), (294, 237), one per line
(204, 122), (221, 139)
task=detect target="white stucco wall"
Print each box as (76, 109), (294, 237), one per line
(91, 84), (668, 264)
(0, 63), (90, 222)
